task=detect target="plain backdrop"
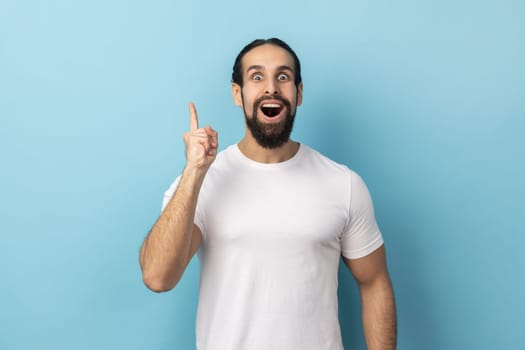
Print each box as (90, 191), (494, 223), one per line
(1, 0), (524, 349)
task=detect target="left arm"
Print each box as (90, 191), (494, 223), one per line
(344, 245), (397, 350)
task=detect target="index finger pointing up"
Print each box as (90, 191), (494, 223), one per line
(189, 102), (199, 131)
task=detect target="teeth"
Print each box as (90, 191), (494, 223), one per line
(262, 103), (281, 108)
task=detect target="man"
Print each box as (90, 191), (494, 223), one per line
(140, 38), (397, 350)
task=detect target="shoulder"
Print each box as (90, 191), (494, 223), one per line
(211, 144), (237, 164)
(299, 144), (358, 178)
(299, 145), (373, 201)
(204, 144), (239, 176)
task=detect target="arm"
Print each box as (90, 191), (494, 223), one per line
(344, 245), (397, 350)
(139, 103), (218, 292)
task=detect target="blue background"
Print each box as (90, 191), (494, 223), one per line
(1, 0), (524, 349)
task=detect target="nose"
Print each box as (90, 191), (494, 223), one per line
(264, 78), (280, 95)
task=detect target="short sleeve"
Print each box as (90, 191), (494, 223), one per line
(341, 172), (384, 259)
(160, 176), (206, 235)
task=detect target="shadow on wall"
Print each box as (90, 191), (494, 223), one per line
(309, 96), (441, 349)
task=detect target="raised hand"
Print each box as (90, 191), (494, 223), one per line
(182, 102), (218, 171)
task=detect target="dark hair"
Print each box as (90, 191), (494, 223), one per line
(231, 38), (302, 87)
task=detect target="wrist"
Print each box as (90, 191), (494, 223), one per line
(181, 165), (208, 185)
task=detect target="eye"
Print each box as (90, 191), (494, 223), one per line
(252, 73), (263, 81)
(277, 73), (289, 81)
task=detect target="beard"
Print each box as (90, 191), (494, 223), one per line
(242, 93), (296, 149)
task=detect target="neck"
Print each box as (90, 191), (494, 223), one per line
(237, 135), (300, 163)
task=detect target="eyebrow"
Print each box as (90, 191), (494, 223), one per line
(246, 65), (294, 73)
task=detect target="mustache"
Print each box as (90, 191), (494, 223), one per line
(254, 95), (292, 109)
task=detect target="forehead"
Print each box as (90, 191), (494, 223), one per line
(241, 44), (296, 72)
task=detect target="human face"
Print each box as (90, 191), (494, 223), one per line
(232, 44), (303, 149)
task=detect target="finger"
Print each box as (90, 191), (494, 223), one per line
(191, 130), (210, 141)
(205, 124), (217, 136)
(189, 102), (199, 131)
(197, 138), (212, 154)
(205, 125), (218, 145)
(207, 147), (217, 156)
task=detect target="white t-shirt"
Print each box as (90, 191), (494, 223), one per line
(162, 144), (384, 350)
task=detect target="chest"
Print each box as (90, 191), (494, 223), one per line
(198, 170), (349, 252)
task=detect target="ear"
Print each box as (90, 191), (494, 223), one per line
(232, 83), (243, 107)
(296, 82), (304, 106)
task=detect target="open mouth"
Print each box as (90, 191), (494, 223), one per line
(260, 103), (284, 118)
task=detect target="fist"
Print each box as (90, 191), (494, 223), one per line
(182, 102), (218, 171)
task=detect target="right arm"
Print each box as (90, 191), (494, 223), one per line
(139, 103), (218, 292)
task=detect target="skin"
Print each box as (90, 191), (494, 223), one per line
(232, 44), (303, 163)
(139, 43), (397, 349)
(139, 102), (213, 291)
(344, 247), (397, 350)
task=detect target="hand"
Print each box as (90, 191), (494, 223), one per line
(182, 102), (218, 171)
